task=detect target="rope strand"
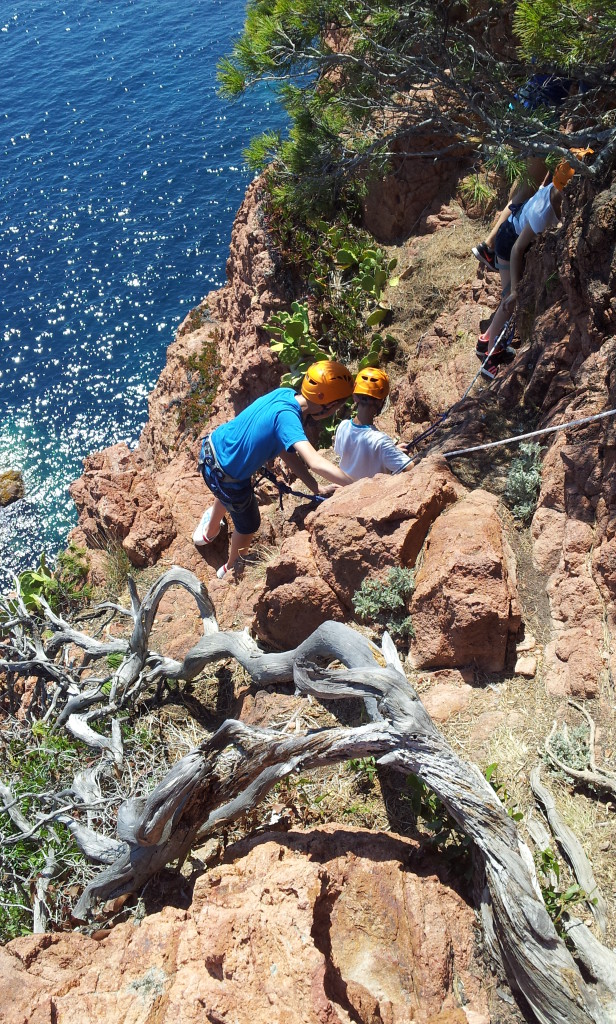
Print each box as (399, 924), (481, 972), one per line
(444, 407), (616, 459)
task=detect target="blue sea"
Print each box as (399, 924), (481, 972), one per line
(0, 0), (278, 589)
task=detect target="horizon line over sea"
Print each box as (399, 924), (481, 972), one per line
(0, 0), (279, 590)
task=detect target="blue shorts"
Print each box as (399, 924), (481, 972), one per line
(199, 437), (261, 535)
(494, 219), (519, 264)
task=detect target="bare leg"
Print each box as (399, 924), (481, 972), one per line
(203, 497), (226, 541)
(486, 261), (512, 346)
(226, 529), (256, 570)
(485, 203), (515, 249)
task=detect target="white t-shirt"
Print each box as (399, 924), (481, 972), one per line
(334, 419), (412, 481)
(512, 183), (559, 236)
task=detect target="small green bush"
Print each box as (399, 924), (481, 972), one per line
(54, 543), (92, 611)
(504, 442), (543, 521)
(543, 723), (590, 772)
(347, 755), (378, 786)
(403, 774), (471, 865)
(106, 652), (125, 670)
(536, 847), (597, 934)
(0, 729), (83, 943)
(263, 202), (397, 369)
(459, 173), (497, 210)
(4, 544), (91, 618)
(485, 762), (524, 821)
(352, 567), (415, 643)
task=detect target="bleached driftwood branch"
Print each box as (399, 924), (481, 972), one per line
(530, 767), (608, 936)
(2, 569), (616, 1024)
(544, 702), (616, 799)
(75, 611), (614, 1024)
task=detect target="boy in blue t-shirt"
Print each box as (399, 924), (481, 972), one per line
(193, 361), (354, 578)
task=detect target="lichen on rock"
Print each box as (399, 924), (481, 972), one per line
(0, 469), (24, 507)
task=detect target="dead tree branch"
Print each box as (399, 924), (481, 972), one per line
(530, 767), (608, 937)
(2, 569), (616, 1024)
(544, 702), (616, 799)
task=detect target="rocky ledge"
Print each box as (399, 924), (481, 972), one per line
(1, 826), (498, 1024)
(69, 174), (616, 698)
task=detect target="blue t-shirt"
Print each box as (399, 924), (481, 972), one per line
(211, 388), (307, 480)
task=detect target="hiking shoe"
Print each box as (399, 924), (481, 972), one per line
(492, 339), (516, 358)
(192, 507), (224, 547)
(481, 359), (499, 381)
(472, 242), (497, 272)
(475, 331), (491, 357)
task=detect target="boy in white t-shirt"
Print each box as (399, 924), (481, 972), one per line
(334, 368), (412, 480)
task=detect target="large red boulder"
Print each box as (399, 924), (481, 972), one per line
(252, 532), (347, 649)
(69, 442), (176, 567)
(410, 490), (521, 672)
(0, 827), (491, 1024)
(309, 456), (466, 609)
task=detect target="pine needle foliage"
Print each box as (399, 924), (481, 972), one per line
(219, 0), (614, 216)
(514, 0), (616, 69)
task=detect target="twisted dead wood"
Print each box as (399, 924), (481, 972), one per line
(3, 568), (615, 1023)
(76, 612), (613, 1024)
(530, 766), (608, 936)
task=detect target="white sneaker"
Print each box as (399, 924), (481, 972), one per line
(216, 562), (229, 579)
(192, 507), (223, 547)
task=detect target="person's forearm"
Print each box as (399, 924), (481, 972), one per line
(291, 441), (353, 487)
(279, 450), (320, 492)
(308, 453), (353, 486)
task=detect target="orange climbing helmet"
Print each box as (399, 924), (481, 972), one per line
(553, 147), (594, 191)
(552, 160), (575, 191)
(353, 367), (390, 402)
(301, 361), (353, 404)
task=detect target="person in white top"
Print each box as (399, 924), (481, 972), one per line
(476, 157), (576, 379)
(334, 368), (413, 480)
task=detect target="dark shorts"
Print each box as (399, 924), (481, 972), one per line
(494, 219), (519, 265)
(199, 438), (261, 535)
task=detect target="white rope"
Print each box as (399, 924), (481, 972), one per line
(444, 407), (616, 459)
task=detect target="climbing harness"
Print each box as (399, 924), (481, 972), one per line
(403, 318), (516, 452)
(256, 466), (327, 510)
(199, 436), (327, 512)
(443, 408), (616, 459)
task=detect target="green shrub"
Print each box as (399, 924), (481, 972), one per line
(459, 173), (497, 210)
(0, 729), (83, 943)
(347, 755), (378, 786)
(485, 762), (523, 821)
(4, 544), (91, 618)
(403, 774), (471, 865)
(504, 442), (543, 521)
(352, 567), (415, 643)
(106, 652), (125, 670)
(536, 847), (597, 933)
(543, 723), (590, 773)
(263, 203), (397, 371)
(54, 543), (92, 611)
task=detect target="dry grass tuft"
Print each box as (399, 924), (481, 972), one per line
(387, 211), (481, 350)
